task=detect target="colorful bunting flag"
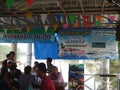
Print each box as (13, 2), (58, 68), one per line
(96, 16), (102, 22)
(108, 19), (113, 24)
(53, 24), (58, 31)
(25, 11), (33, 18)
(55, 14), (62, 21)
(96, 21), (101, 28)
(27, 0), (33, 7)
(35, 26), (40, 30)
(44, 26), (48, 32)
(69, 15), (75, 24)
(63, 23), (68, 29)
(18, 27), (23, 32)
(6, 0), (14, 9)
(83, 15), (89, 21)
(109, 16), (115, 21)
(11, 27), (14, 33)
(27, 26), (31, 33)
(109, 16), (115, 24)
(4, 28), (8, 34)
(41, 14), (47, 24)
(73, 22), (79, 28)
(84, 21), (89, 28)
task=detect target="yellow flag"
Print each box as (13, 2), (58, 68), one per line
(25, 11), (33, 18)
(53, 24), (58, 31)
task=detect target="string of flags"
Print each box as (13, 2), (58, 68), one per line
(5, 0), (116, 33)
(2, 14), (116, 34)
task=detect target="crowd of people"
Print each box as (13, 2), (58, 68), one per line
(0, 51), (66, 90)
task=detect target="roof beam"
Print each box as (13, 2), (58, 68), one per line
(101, 0), (106, 13)
(79, 0), (85, 14)
(55, 0), (66, 14)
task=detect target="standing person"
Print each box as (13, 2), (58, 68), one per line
(46, 57), (55, 74)
(0, 53), (11, 80)
(9, 51), (16, 62)
(36, 62), (55, 90)
(32, 61), (39, 74)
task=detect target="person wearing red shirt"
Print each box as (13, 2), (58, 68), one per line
(36, 62), (55, 90)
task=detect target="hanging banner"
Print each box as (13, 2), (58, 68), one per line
(0, 28), (55, 43)
(58, 29), (91, 59)
(89, 29), (118, 59)
(34, 41), (58, 59)
(58, 28), (118, 59)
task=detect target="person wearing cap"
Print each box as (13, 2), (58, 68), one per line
(36, 62), (55, 90)
(46, 57), (55, 74)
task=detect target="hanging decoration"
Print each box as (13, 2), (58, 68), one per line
(55, 14), (62, 21)
(108, 15), (115, 24)
(84, 21), (89, 28)
(44, 25), (48, 32)
(63, 23), (68, 29)
(53, 24), (58, 32)
(96, 21), (101, 28)
(73, 22), (79, 28)
(108, 19), (113, 24)
(35, 26), (40, 30)
(96, 16), (102, 28)
(83, 15), (89, 21)
(96, 16), (102, 22)
(25, 11), (33, 18)
(83, 15), (90, 28)
(4, 28), (8, 34)
(6, 0), (14, 9)
(69, 15), (76, 24)
(27, 26), (31, 33)
(11, 27), (14, 33)
(27, 0), (34, 7)
(18, 27), (23, 32)
(41, 14), (47, 24)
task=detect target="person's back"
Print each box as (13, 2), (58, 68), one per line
(19, 66), (39, 90)
(20, 74), (37, 90)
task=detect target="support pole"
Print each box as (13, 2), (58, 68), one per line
(26, 43), (32, 66)
(11, 43), (17, 61)
(101, 59), (110, 90)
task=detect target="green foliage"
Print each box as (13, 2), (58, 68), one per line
(0, 45), (11, 61)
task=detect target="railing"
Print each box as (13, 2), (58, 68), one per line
(84, 74), (118, 90)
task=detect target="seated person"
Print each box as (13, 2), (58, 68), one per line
(49, 66), (66, 90)
(0, 72), (18, 90)
(49, 66), (64, 84)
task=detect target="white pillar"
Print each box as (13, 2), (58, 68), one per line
(11, 43), (17, 61)
(26, 43), (32, 66)
(101, 59), (109, 90)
